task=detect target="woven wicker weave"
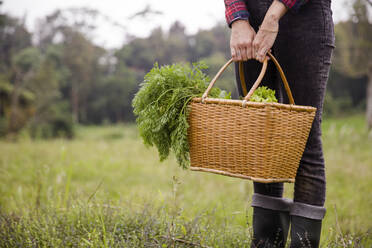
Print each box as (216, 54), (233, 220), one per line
(187, 53), (316, 183)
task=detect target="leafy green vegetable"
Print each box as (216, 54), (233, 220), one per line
(249, 86), (278, 103)
(132, 62), (228, 169)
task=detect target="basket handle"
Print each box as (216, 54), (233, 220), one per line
(201, 52), (295, 106)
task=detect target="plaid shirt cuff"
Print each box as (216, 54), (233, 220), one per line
(278, 0), (309, 12)
(225, 0), (250, 28)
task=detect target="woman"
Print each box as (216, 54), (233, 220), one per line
(224, 0), (335, 247)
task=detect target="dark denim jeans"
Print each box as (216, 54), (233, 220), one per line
(236, 0), (335, 208)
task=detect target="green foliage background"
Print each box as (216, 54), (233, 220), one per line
(0, 2), (371, 246)
(0, 3), (369, 138)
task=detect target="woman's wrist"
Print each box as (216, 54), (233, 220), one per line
(231, 19), (252, 29)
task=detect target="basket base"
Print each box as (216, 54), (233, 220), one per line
(190, 166), (295, 183)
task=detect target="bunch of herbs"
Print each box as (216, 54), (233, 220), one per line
(132, 62), (228, 169)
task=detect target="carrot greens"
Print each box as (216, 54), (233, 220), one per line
(132, 62), (229, 168)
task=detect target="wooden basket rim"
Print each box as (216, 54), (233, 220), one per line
(191, 97), (316, 113)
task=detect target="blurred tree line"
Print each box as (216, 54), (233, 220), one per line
(0, 0), (370, 139)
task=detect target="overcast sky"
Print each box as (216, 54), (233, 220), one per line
(2, 0), (349, 49)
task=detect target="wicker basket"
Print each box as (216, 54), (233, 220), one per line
(187, 53), (316, 183)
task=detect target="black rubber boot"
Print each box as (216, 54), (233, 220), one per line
(251, 206), (290, 248)
(289, 215), (322, 248)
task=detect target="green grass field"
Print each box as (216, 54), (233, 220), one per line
(0, 115), (371, 247)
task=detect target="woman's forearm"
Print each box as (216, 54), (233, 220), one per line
(264, 0), (288, 24)
(252, 0), (288, 62)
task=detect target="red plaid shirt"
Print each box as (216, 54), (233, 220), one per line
(225, 0), (309, 27)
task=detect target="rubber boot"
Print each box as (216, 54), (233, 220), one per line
(251, 207), (290, 248)
(289, 215), (322, 248)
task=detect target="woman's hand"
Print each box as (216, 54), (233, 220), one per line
(230, 20), (256, 61)
(253, 0), (288, 62)
(252, 18), (279, 62)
